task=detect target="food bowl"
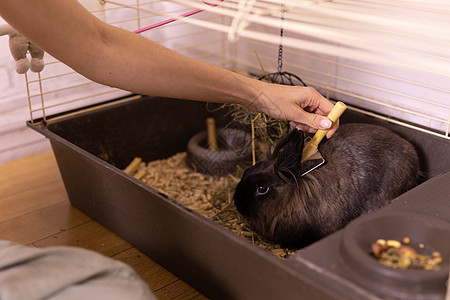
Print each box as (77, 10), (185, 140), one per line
(340, 211), (450, 298)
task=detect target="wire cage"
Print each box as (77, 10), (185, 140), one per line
(25, 0), (450, 140)
(23, 1), (450, 298)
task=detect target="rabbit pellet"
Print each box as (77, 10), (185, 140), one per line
(371, 238), (442, 270)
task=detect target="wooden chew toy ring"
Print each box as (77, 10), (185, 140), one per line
(301, 101), (347, 162)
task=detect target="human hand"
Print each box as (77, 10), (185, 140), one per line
(249, 82), (339, 138)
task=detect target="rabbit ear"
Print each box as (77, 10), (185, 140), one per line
(272, 129), (304, 182)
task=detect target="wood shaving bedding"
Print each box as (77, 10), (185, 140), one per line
(126, 152), (296, 259)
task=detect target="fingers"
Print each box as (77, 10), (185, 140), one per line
(297, 87), (341, 137)
(302, 87), (334, 113)
(290, 99), (341, 138)
(290, 117), (339, 138)
(326, 120), (339, 138)
(292, 108), (333, 129)
(257, 83), (341, 138)
(289, 121), (316, 133)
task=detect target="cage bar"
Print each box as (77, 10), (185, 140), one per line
(24, 0), (449, 138)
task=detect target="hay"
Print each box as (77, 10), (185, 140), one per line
(130, 152), (296, 259)
(225, 104), (291, 148)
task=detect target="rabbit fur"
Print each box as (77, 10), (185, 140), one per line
(233, 123), (419, 247)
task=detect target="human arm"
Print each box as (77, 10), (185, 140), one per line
(0, 23), (12, 35)
(0, 0), (338, 136)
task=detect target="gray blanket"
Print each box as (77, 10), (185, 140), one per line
(0, 241), (156, 300)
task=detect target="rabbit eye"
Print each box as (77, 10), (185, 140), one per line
(256, 186), (269, 196)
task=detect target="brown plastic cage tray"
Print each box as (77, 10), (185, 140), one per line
(28, 95), (450, 299)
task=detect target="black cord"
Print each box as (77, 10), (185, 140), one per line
(259, 1), (307, 87)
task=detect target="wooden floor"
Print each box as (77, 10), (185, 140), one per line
(0, 151), (207, 299)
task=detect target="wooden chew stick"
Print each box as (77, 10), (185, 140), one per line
(133, 168), (147, 180)
(123, 157), (142, 174)
(301, 101), (347, 162)
(206, 117), (218, 151)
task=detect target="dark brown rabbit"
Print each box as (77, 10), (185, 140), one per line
(233, 123), (419, 247)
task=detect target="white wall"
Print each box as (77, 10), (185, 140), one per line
(0, 0), (121, 165)
(0, 19), (52, 165)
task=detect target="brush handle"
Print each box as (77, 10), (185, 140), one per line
(301, 101), (347, 162)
